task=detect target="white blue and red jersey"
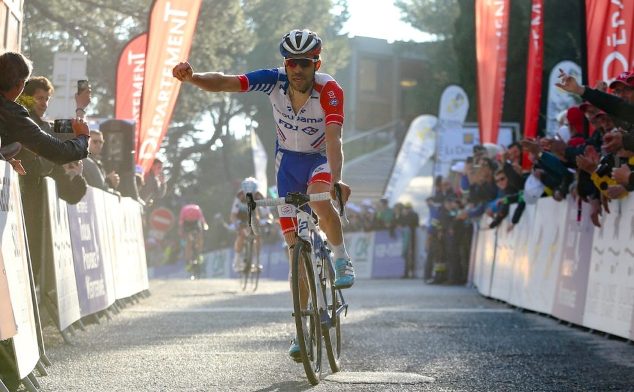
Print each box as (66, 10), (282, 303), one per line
(237, 67), (344, 154)
(237, 68), (345, 233)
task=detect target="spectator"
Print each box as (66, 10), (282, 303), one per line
(82, 129), (120, 192)
(0, 52), (89, 285)
(375, 198), (395, 234)
(140, 158), (167, 207)
(400, 202), (420, 279)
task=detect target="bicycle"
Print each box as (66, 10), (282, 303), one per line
(238, 223), (261, 292)
(184, 229), (204, 280)
(247, 188), (349, 385)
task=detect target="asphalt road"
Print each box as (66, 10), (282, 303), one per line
(37, 279), (634, 392)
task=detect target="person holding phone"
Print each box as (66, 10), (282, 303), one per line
(75, 79), (91, 119)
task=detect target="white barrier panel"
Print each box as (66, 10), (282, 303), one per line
(583, 197), (634, 339)
(490, 211), (519, 301)
(91, 190), (117, 307)
(473, 225), (497, 297)
(4, 165), (39, 378)
(551, 198), (593, 325)
(507, 203), (537, 308)
(0, 252), (16, 340)
(45, 178), (81, 330)
(344, 231), (374, 279)
(520, 197), (567, 314)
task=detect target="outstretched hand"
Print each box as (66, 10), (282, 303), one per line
(555, 68), (585, 96)
(173, 61), (194, 82)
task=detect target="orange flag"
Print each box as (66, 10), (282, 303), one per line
(115, 32), (147, 157)
(475, 0), (510, 144)
(137, 0), (202, 172)
(586, 0), (634, 86)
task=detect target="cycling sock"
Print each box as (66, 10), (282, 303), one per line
(330, 242), (349, 260)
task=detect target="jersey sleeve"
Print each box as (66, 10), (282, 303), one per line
(319, 80), (344, 126)
(238, 68), (280, 95)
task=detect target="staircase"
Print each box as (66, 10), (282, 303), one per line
(343, 141), (396, 204)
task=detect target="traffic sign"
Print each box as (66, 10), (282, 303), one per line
(150, 207), (174, 232)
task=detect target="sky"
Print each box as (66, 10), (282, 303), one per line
(341, 0), (432, 43)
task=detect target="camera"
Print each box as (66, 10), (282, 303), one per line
(595, 153), (615, 178)
(77, 79), (89, 93)
(53, 119), (74, 133)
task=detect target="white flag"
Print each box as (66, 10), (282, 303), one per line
(383, 115), (437, 206)
(251, 131), (268, 194)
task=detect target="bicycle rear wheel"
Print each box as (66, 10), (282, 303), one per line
(241, 237), (253, 291)
(292, 241), (322, 385)
(321, 254), (342, 372)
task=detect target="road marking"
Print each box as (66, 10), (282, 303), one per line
(128, 307), (513, 314)
(326, 371), (434, 384)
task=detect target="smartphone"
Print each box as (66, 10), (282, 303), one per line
(53, 119), (74, 133)
(77, 80), (89, 93)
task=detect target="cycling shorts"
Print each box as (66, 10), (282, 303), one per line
(275, 147), (331, 234)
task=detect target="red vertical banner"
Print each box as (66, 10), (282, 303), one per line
(115, 32), (148, 159)
(586, 1), (634, 87)
(475, 0), (510, 144)
(523, 0), (543, 140)
(137, 0), (202, 172)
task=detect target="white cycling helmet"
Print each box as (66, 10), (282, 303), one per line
(240, 177), (259, 194)
(279, 29), (322, 58)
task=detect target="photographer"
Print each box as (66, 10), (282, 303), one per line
(0, 52), (89, 283)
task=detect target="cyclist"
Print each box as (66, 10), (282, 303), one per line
(178, 203), (209, 278)
(173, 28), (355, 359)
(230, 177), (272, 272)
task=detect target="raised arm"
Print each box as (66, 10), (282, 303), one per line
(172, 61), (242, 92)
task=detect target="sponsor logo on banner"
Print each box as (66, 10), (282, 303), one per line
(115, 32), (147, 156)
(137, 0), (202, 173)
(523, 0), (543, 140)
(67, 190), (109, 317)
(585, 1), (634, 87)
(2, 165), (40, 378)
(45, 178), (81, 331)
(344, 232), (374, 279)
(371, 230), (405, 278)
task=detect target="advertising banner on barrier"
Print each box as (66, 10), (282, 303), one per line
(91, 189), (117, 306)
(45, 178), (81, 330)
(344, 231), (374, 279)
(522, 198), (566, 314)
(121, 198), (150, 294)
(583, 197), (634, 339)
(3, 166), (40, 378)
(204, 249), (231, 279)
(372, 230), (405, 278)
(0, 251), (16, 340)
(551, 198), (593, 325)
(507, 203), (536, 307)
(67, 189), (109, 317)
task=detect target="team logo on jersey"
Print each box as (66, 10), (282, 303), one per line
(329, 98), (339, 106)
(280, 205), (294, 216)
(302, 126), (319, 135)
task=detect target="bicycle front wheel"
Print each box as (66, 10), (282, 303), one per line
(241, 237), (253, 291)
(292, 240), (322, 385)
(322, 254), (342, 373)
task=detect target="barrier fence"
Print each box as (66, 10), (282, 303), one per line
(472, 196), (634, 341)
(0, 161), (149, 390)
